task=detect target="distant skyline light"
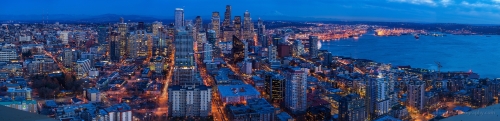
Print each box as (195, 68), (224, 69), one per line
(1, 0), (500, 24)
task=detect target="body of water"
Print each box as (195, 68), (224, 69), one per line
(321, 34), (500, 78)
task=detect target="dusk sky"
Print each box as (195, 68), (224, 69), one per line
(2, 0), (500, 24)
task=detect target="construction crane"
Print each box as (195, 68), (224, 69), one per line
(435, 61), (442, 73)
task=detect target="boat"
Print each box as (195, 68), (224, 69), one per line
(414, 35), (419, 39)
(353, 35), (359, 39)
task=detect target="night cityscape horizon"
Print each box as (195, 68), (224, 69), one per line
(1, 1), (500, 121)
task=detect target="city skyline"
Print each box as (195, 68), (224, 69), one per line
(2, 0), (500, 24)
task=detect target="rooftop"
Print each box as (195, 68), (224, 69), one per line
(218, 84), (260, 97)
(441, 103), (500, 121)
(0, 105), (56, 121)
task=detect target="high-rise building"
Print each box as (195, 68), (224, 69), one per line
(284, 67), (308, 113)
(211, 12), (221, 40)
(232, 35), (245, 64)
(364, 76), (377, 120)
(173, 28), (199, 85)
(203, 43), (213, 63)
(266, 74), (284, 103)
(293, 39), (305, 57)
(118, 18), (128, 57)
(175, 8), (185, 28)
(257, 19), (267, 47)
(97, 26), (108, 44)
(59, 31), (70, 45)
(109, 32), (120, 62)
(63, 48), (73, 67)
(243, 11), (254, 40)
(375, 73), (391, 116)
(76, 59), (91, 79)
(268, 45), (277, 61)
(337, 93), (366, 121)
(137, 22), (145, 30)
(309, 35), (319, 58)
(407, 79), (425, 111)
(152, 21), (163, 36)
(206, 30), (221, 59)
(168, 85), (212, 117)
(223, 5), (231, 28)
(195, 16), (202, 32)
(196, 31), (206, 53)
(233, 16), (242, 38)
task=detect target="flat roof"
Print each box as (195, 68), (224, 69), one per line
(441, 103), (500, 121)
(0, 105), (56, 121)
(218, 84), (260, 97)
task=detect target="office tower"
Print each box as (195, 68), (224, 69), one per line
(118, 18), (128, 56)
(153, 27), (168, 56)
(364, 76), (377, 120)
(234, 16), (242, 38)
(211, 12), (221, 40)
(109, 32), (120, 62)
(196, 31), (206, 53)
(257, 18), (267, 47)
(137, 22), (145, 30)
(407, 79), (425, 111)
(293, 39), (305, 57)
(207, 30), (220, 58)
(175, 8), (185, 28)
(268, 74), (284, 103)
(195, 16), (202, 32)
(203, 43), (213, 63)
(173, 28), (199, 85)
(63, 48), (73, 67)
(243, 11), (254, 40)
(222, 27), (235, 42)
(309, 35), (319, 58)
(321, 51), (333, 67)
(223, 5), (231, 28)
(271, 34), (280, 46)
(97, 26), (108, 44)
(152, 21), (163, 36)
(284, 67), (308, 113)
(232, 35), (245, 64)
(168, 85), (212, 117)
(59, 31), (70, 45)
(268, 45), (277, 61)
(338, 94), (366, 121)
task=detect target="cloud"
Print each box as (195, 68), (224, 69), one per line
(388, 0), (453, 6)
(388, 0), (437, 6)
(461, 1), (500, 9)
(494, 0), (500, 4)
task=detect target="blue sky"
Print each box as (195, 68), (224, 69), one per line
(2, 0), (500, 24)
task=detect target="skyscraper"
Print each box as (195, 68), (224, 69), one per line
(195, 16), (202, 31)
(211, 12), (221, 40)
(257, 18), (267, 47)
(152, 21), (163, 36)
(222, 5), (231, 28)
(243, 11), (254, 40)
(309, 35), (319, 58)
(173, 28), (199, 85)
(233, 16), (242, 38)
(284, 67), (308, 113)
(137, 22), (145, 30)
(109, 32), (120, 62)
(63, 48), (73, 67)
(207, 30), (220, 58)
(175, 8), (185, 28)
(232, 35), (245, 64)
(407, 79), (425, 111)
(118, 18), (128, 57)
(364, 76), (377, 120)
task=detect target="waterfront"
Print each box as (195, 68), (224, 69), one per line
(322, 34), (500, 78)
